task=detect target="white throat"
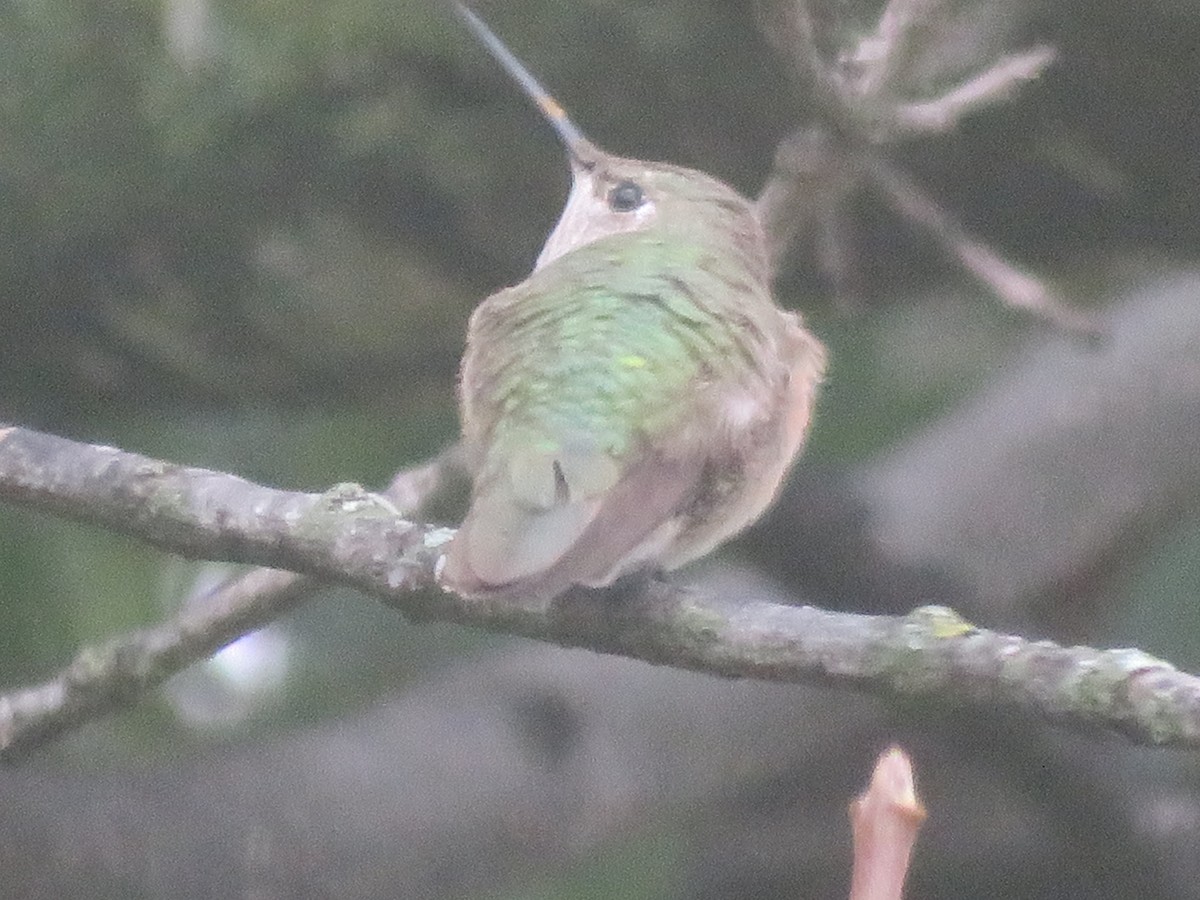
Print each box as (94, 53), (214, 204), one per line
(534, 168), (657, 270)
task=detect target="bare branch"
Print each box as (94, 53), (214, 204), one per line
(753, 0), (844, 110)
(0, 433), (461, 760)
(755, 126), (860, 278)
(889, 44), (1056, 135)
(0, 567), (311, 760)
(2, 423), (1200, 758)
(849, 0), (943, 100)
(861, 153), (1103, 335)
(756, 136), (1097, 334)
(752, 2), (1089, 332)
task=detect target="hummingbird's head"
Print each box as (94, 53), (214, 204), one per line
(534, 148), (659, 269)
(535, 150), (758, 269)
(453, 3), (763, 270)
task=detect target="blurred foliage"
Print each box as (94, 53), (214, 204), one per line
(0, 0), (1199, 895)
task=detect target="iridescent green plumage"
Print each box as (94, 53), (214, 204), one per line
(441, 6), (826, 600)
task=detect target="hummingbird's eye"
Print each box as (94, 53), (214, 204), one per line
(607, 181), (645, 213)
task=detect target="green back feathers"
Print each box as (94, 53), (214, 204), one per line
(463, 222), (774, 461)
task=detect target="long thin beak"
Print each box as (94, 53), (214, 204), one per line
(453, 3), (597, 168)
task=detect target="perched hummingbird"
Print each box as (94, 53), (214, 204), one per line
(441, 3), (826, 601)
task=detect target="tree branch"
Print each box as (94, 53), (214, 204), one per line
(861, 152), (1102, 335)
(888, 45), (1057, 135)
(0, 431), (461, 760)
(2, 423), (1200, 759)
(0, 566), (311, 759)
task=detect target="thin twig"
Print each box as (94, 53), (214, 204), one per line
(862, 152), (1103, 335)
(754, 126), (860, 278)
(889, 45), (1056, 135)
(0, 431), (461, 761)
(753, 0), (846, 115)
(849, 0), (943, 100)
(0, 566), (312, 760)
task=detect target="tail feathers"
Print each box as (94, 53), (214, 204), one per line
(440, 451), (697, 602)
(441, 486), (599, 599)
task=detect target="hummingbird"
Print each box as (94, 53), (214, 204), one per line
(441, 3), (827, 602)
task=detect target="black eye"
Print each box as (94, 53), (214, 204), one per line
(607, 180), (645, 212)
